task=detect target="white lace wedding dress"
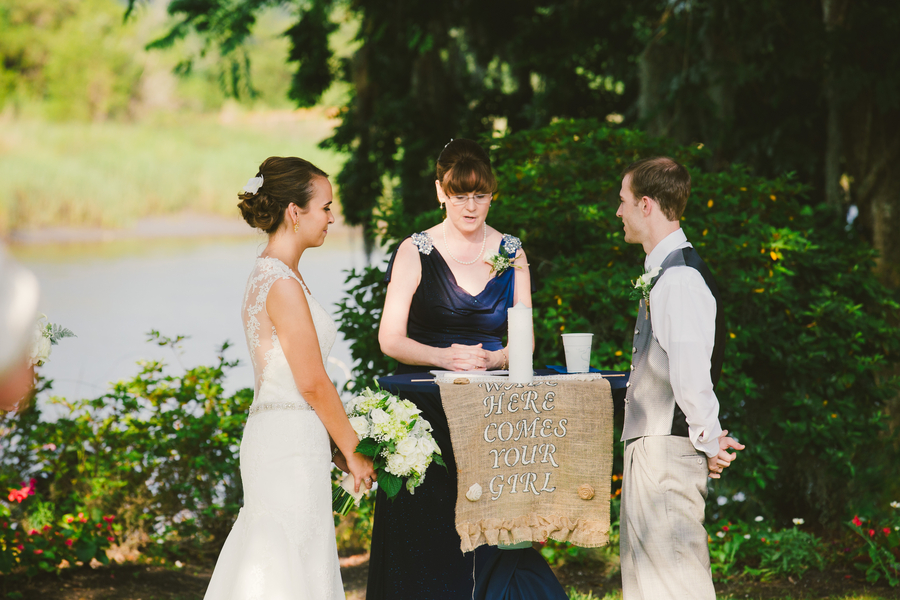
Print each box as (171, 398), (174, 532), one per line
(204, 256), (343, 600)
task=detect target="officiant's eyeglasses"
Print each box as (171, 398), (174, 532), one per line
(447, 193), (492, 205)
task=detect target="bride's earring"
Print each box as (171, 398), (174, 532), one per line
(293, 214), (299, 233)
(439, 201), (445, 211)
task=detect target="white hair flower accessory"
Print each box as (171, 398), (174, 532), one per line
(242, 174), (264, 195)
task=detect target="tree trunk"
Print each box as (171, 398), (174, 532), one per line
(821, 0), (850, 217)
(843, 95), (900, 287)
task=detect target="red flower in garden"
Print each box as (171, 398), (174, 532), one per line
(96, 523), (103, 529)
(29, 529), (38, 535)
(65, 516), (74, 523)
(103, 515), (115, 523)
(107, 536), (115, 542)
(33, 549), (43, 555)
(722, 526), (730, 532)
(884, 528), (891, 536)
(42, 524), (50, 531)
(65, 539), (73, 546)
(853, 516), (863, 527)
(869, 529), (875, 537)
(15, 544), (23, 551)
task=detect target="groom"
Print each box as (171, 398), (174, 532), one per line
(615, 156), (744, 600)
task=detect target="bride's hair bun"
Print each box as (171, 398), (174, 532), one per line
(237, 157), (328, 234)
(436, 138), (497, 195)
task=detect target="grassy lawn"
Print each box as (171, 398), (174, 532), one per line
(0, 109), (345, 233)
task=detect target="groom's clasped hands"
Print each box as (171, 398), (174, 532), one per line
(707, 429), (745, 479)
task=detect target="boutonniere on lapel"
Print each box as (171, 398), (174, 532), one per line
(630, 266), (662, 318)
(484, 251), (525, 276)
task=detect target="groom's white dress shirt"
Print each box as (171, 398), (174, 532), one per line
(643, 228), (722, 457)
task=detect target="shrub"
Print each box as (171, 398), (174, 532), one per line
(336, 120), (900, 526)
(0, 334), (252, 566)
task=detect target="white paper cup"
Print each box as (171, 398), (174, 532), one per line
(562, 333), (593, 373)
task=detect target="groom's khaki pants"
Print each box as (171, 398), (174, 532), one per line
(620, 436), (716, 600)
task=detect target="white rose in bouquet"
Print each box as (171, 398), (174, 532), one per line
(334, 387), (445, 515)
(349, 416), (370, 437)
(396, 437), (418, 457)
(27, 314), (75, 366)
(370, 408), (390, 424)
(29, 328), (52, 366)
(386, 453), (411, 476)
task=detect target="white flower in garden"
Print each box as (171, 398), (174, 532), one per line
(349, 416), (369, 437)
(744, 534), (751, 539)
(754, 516), (764, 522)
(716, 531), (725, 538)
(890, 501), (899, 509)
(793, 518), (804, 526)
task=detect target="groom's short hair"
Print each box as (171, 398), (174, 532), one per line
(623, 157), (691, 221)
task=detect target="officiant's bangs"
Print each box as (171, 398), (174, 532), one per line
(436, 138), (497, 195)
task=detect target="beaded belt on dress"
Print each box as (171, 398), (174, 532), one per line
(248, 402), (314, 417)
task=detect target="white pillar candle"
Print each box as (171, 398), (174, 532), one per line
(508, 302), (533, 383)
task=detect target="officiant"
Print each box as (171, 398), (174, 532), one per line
(615, 156), (745, 600)
(370, 138), (566, 600)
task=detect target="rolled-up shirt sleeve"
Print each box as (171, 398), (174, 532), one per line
(649, 266), (722, 457)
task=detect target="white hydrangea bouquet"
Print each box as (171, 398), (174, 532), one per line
(30, 314), (76, 366)
(332, 387), (444, 515)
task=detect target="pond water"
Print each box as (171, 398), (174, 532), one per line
(11, 227), (383, 419)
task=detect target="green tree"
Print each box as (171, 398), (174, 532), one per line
(130, 0), (651, 244)
(634, 0), (900, 286)
(138, 0), (900, 287)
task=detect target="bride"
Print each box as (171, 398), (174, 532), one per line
(203, 157), (376, 600)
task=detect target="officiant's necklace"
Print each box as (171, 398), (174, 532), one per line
(442, 219), (486, 265)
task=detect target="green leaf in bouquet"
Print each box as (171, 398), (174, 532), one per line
(378, 471), (402, 499)
(432, 453), (446, 469)
(48, 324), (76, 345)
(355, 437), (380, 457)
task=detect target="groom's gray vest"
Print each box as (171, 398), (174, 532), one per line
(621, 247), (725, 441)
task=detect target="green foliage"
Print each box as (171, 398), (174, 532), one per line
(0, 336), (253, 564)
(709, 518), (827, 581)
(492, 120), (900, 525)
(848, 512), (900, 586)
(148, 0), (652, 237)
(335, 266), (396, 392)
(0, 0), (301, 119)
(0, 115), (343, 232)
(0, 0), (142, 120)
(756, 527), (827, 579)
(0, 495), (116, 576)
(341, 120), (900, 526)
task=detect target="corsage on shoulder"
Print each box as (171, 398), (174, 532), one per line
(484, 251), (525, 276)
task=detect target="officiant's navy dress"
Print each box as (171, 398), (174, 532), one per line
(366, 232), (567, 600)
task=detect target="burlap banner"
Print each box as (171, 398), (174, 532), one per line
(438, 375), (613, 552)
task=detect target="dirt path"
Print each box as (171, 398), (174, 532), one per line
(4, 556), (900, 599)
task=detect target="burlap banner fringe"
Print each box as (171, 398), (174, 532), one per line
(457, 514), (610, 552)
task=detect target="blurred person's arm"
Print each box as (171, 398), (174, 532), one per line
(0, 357), (34, 412)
